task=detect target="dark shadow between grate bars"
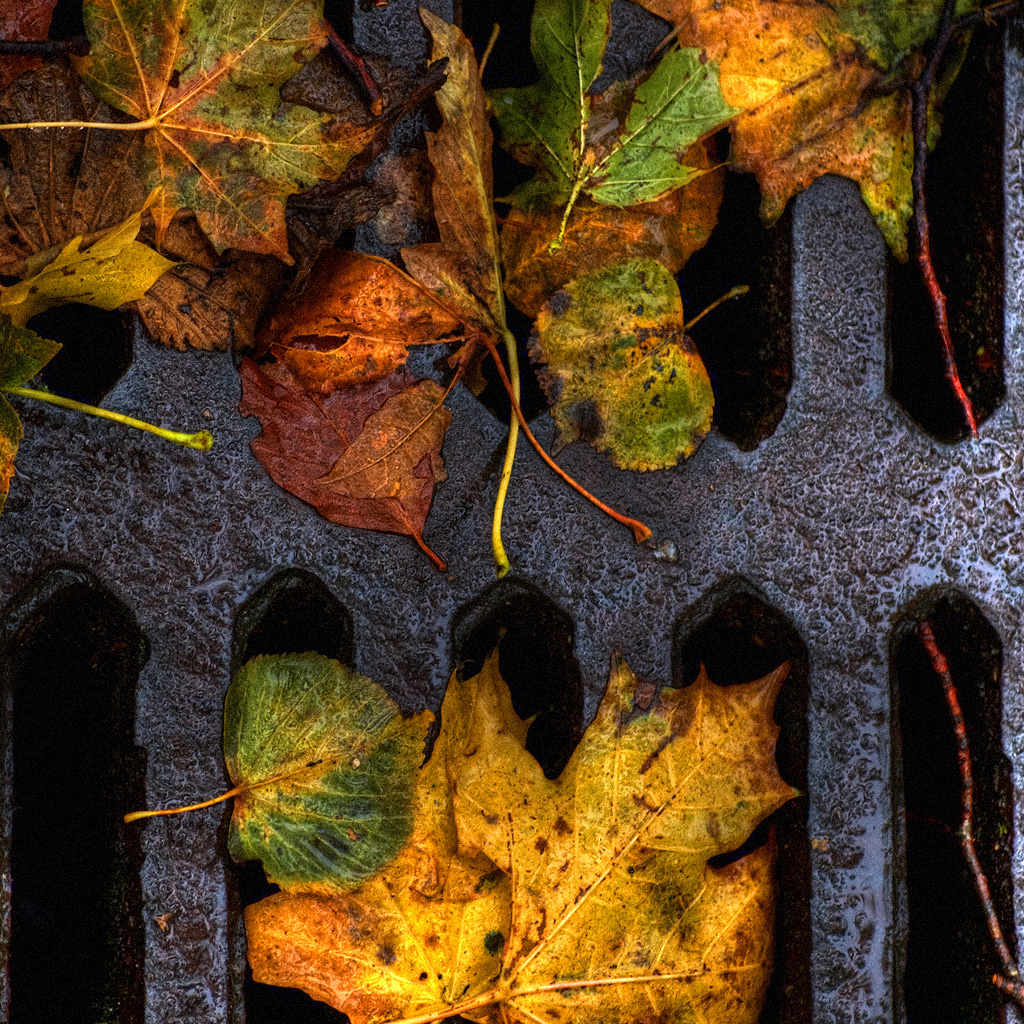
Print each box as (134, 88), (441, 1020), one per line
(890, 588), (1013, 1024)
(1, 567), (148, 1024)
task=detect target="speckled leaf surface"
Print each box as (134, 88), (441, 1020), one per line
(0, 313), (59, 512)
(72, 0), (374, 260)
(224, 652), (424, 890)
(530, 259), (714, 470)
(246, 651), (795, 1023)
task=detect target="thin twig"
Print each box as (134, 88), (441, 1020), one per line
(327, 25), (384, 116)
(917, 621), (1024, 1010)
(910, 0), (978, 436)
(0, 35), (89, 57)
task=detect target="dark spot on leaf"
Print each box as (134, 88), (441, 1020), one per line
(484, 812), (499, 825)
(535, 836), (548, 854)
(376, 944), (396, 965)
(548, 289), (571, 316)
(484, 930), (505, 955)
(169, 68), (180, 89)
(554, 817), (570, 836)
(419, 971), (428, 981)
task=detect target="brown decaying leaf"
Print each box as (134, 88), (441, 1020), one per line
(257, 249), (469, 392)
(0, 61), (147, 276)
(0, 0), (58, 92)
(501, 141), (724, 317)
(133, 212), (287, 352)
(238, 358), (451, 569)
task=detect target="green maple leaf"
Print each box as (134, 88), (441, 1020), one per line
(490, 0), (737, 248)
(71, 0), (374, 262)
(0, 314), (60, 513)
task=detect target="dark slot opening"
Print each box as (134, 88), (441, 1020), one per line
(2, 569), (147, 1024)
(27, 305), (134, 405)
(680, 168), (794, 451)
(887, 25), (1004, 442)
(452, 578), (583, 779)
(231, 567), (354, 674)
(672, 577), (811, 1024)
(230, 568), (354, 1024)
(47, 0), (85, 40)
(890, 589), (1012, 1024)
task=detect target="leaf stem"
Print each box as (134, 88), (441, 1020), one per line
(124, 786), (243, 824)
(4, 387), (214, 450)
(479, 24), (501, 79)
(0, 117), (158, 132)
(491, 329), (520, 577)
(0, 35), (90, 57)
(479, 336), (651, 543)
(550, 174), (586, 252)
(683, 285), (749, 332)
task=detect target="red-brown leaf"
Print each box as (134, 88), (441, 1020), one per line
(238, 358), (450, 569)
(0, 0), (57, 92)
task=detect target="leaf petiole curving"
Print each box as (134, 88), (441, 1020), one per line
(4, 386), (214, 451)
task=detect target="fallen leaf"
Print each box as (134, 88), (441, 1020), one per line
(0, 192), (175, 327)
(501, 140), (724, 317)
(0, 61), (148, 275)
(69, 0), (376, 260)
(256, 249), (469, 391)
(637, 0), (963, 256)
(489, 0), (736, 241)
(0, 0), (58, 92)
(238, 358), (451, 568)
(401, 10), (505, 334)
(133, 211), (287, 352)
(0, 312), (60, 511)
(531, 259), (714, 470)
(224, 652), (427, 891)
(246, 650), (796, 1024)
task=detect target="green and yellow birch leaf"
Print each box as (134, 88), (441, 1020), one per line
(245, 658), (513, 1024)
(0, 193), (175, 327)
(530, 258), (714, 470)
(489, 0), (735, 245)
(224, 652), (426, 891)
(0, 313), (60, 512)
(69, 0), (375, 261)
(246, 650), (795, 1024)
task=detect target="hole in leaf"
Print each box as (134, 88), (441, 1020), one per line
(887, 26), (1004, 442)
(453, 578), (583, 779)
(27, 304), (133, 405)
(680, 167), (794, 451)
(2, 568), (148, 1024)
(230, 569), (355, 1024)
(673, 577), (810, 1024)
(890, 589), (1012, 1023)
(232, 567), (354, 673)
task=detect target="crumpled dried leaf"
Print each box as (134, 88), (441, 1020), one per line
(638, 0), (970, 256)
(501, 140), (723, 317)
(246, 650), (796, 1024)
(531, 258), (714, 470)
(0, 312), (60, 511)
(71, 0), (376, 260)
(133, 211), (287, 351)
(238, 358), (451, 568)
(257, 249), (469, 391)
(0, 193), (175, 327)
(490, 0), (735, 236)
(225, 652), (427, 891)
(0, 0), (58, 92)
(0, 61), (147, 275)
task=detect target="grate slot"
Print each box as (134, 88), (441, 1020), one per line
(890, 589), (1013, 1024)
(1, 568), (147, 1024)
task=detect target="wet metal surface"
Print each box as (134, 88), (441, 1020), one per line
(0, 9), (1023, 1024)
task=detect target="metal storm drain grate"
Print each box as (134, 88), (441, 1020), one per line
(1, 2), (1022, 1023)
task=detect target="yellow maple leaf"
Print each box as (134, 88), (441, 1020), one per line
(245, 651), (797, 1024)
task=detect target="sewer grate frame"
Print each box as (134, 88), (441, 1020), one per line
(0, 4), (1022, 1024)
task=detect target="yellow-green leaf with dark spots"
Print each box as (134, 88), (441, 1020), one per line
(530, 259), (714, 471)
